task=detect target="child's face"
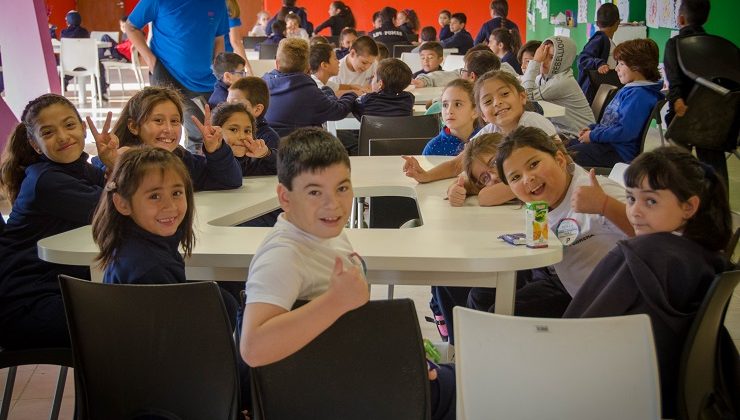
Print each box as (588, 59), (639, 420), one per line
(502, 146), (570, 208)
(348, 51), (375, 73)
(31, 103), (86, 164)
(626, 178), (698, 236)
(326, 50), (340, 76)
(223, 64), (247, 86)
(449, 18), (464, 33)
(341, 34), (357, 49)
(227, 89), (260, 117)
(258, 13), (269, 25)
(616, 60), (643, 84)
(221, 112), (254, 148)
(488, 36), (502, 55)
(119, 167), (187, 238)
(396, 11), (408, 25)
(478, 78), (527, 133)
(438, 13), (450, 27)
(278, 163), (353, 239)
(441, 86), (477, 133)
(286, 18), (299, 31)
(130, 100), (182, 152)
(374, 16), (382, 29)
(469, 153), (500, 189)
(520, 51), (534, 73)
(420, 50), (443, 72)
(329, 5), (338, 16)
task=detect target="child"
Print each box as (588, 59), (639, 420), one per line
(376, 43), (390, 61)
(314, 1), (356, 36)
(371, 11), (382, 30)
(309, 43), (341, 94)
(249, 11), (270, 36)
(212, 103), (276, 176)
(208, 52), (247, 109)
(577, 2), (620, 102)
(369, 7), (407, 46)
(310, 35), (329, 46)
(396, 9), (419, 36)
(227, 77), (281, 150)
(284, 12), (309, 41)
(263, 38), (357, 136)
(0, 94), (114, 349)
(570, 39), (664, 167)
(102, 86), (243, 191)
(257, 20), (286, 51)
(414, 42), (444, 78)
(265, 0), (310, 37)
(517, 40), (541, 75)
(422, 79), (481, 157)
(61, 10), (89, 38)
(489, 28), (521, 75)
(441, 13), (474, 55)
(565, 146), (731, 418)
(448, 132), (515, 207)
(475, 0), (521, 46)
(411, 26), (438, 53)
(521, 36), (595, 137)
(329, 36), (379, 89)
(352, 58), (414, 120)
(438, 10), (452, 41)
(336, 27), (358, 60)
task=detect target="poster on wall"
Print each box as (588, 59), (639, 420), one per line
(616, 0), (630, 22)
(578, 0), (588, 23)
(537, 0), (549, 20)
(647, 0), (659, 27)
(672, 0), (681, 28)
(658, 0), (675, 28)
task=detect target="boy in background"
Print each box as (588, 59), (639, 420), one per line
(369, 7), (407, 46)
(336, 28), (358, 60)
(263, 38), (357, 136)
(330, 36), (379, 90)
(411, 26), (438, 52)
(353, 58), (414, 120)
(258, 20), (286, 51)
(441, 13), (474, 55)
(311, 43), (365, 97)
(209, 52), (247, 109)
(414, 42), (444, 78)
(577, 2), (620, 102)
(227, 76), (280, 148)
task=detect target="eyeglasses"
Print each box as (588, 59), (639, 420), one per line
(229, 70), (248, 77)
(458, 68), (471, 77)
(474, 156), (498, 189)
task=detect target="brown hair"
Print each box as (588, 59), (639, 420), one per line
(376, 58), (412, 93)
(463, 133), (505, 185)
(0, 94), (83, 203)
(444, 78), (476, 106)
(351, 35), (379, 57)
(495, 126), (564, 185)
(596, 2), (620, 28)
(92, 147), (196, 269)
(465, 50), (501, 78)
(517, 40), (542, 64)
(230, 77), (271, 113)
(473, 70), (524, 113)
(276, 37), (309, 73)
(212, 51), (246, 79)
(211, 102), (256, 132)
(309, 43), (334, 72)
(418, 41), (443, 58)
(114, 86), (184, 147)
(613, 38), (660, 82)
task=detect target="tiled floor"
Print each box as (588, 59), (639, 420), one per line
(1, 76), (739, 418)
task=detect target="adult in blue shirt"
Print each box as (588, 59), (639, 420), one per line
(126, 0), (229, 155)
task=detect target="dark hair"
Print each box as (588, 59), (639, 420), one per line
(451, 13), (467, 25)
(419, 41), (443, 58)
(283, 0), (296, 7)
(399, 9), (420, 32)
(277, 127), (350, 190)
(613, 38), (660, 82)
(119, 15), (128, 23)
(376, 58), (412, 93)
(444, 78), (476, 106)
(230, 77), (271, 114)
(466, 50), (501, 78)
(679, 0), (710, 26)
(66, 10), (82, 26)
(340, 27), (358, 39)
(271, 20), (286, 36)
(420, 26), (437, 42)
(490, 28), (516, 53)
(212, 51), (246, 79)
(92, 147), (196, 268)
(596, 2), (620, 28)
(351, 35), (378, 57)
(114, 86), (184, 148)
(331, 1), (356, 28)
(517, 40), (542, 64)
(624, 146), (730, 251)
(376, 42), (389, 60)
(490, 0), (509, 17)
(0, 94), (83, 203)
(464, 133), (505, 184)
(372, 11), (381, 24)
(439, 10), (451, 19)
(379, 7), (397, 26)
(210, 102), (255, 132)
(465, 44), (494, 57)
(494, 126), (562, 185)
(309, 42), (334, 72)
(310, 35), (329, 46)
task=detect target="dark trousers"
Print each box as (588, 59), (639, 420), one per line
(566, 139), (624, 167)
(150, 61), (212, 155)
(0, 294), (71, 350)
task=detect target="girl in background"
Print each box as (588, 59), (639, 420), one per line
(314, 1), (356, 36)
(489, 28), (522, 75)
(397, 9), (419, 36)
(211, 102), (277, 176)
(447, 133), (515, 207)
(249, 11), (270, 36)
(438, 10), (452, 41)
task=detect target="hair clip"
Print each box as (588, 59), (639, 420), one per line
(105, 181), (117, 192)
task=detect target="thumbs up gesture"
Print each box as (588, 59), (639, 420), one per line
(572, 168), (609, 215)
(447, 175), (467, 207)
(327, 257), (369, 313)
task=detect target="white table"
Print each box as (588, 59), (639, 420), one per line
(37, 156), (562, 315)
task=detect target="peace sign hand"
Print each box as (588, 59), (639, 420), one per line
(190, 104), (223, 154)
(86, 112), (120, 169)
(244, 138), (270, 159)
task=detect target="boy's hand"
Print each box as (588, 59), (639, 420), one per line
(578, 129), (591, 143)
(225, 137), (247, 157)
(447, 175), (467, 207)
(244, 138), (270, 158)
(410, 79), (425, 88)
(401, 155), (430, 183)
(674, 98), (688, 117)
(597, 64), (610, 74)
(191, 104), (223, 154)
(572, 168), (608, 214)
(327, 257), (369, 313)
(533, 42), (551, 63)
(87, 112), (120, 169)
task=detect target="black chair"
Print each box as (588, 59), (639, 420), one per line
(1, 348), (72, 420)
(406, 33), (418, 42)
(369, 137), (431, 156)
(677, 270), (740, 420)
(258, 43), (279, 60)
(243, 36), (267, 50)
(392, 44), (416, 58)
(58, 276), (240, 420)
(585, 69), (623, 104)
(590, 83), (618, 123)
(637, 98), (668, 155)
(250, 299), (431, 420)
(0, 211), (5, 233)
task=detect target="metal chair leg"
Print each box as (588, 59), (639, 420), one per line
(1, 366), (17, 420)
(48, 366), (68, 420)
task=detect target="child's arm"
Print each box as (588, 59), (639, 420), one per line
(447, 175), (467, 206)
(478, 183), (516, 206)
(571, 169), (635, 236)
(240, 258), (369, 367)
(402, 154), (463, 183)
(586, 91), (655, 145)
(577, 35), (608, 73)
(521, 44), (548, 101)
(663, 37), (688, 117)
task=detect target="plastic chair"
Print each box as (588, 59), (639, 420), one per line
(677, 270), (740, 420)
(250, 299), (430, 420)
(607, 162), (629, 187)
(258, 43), (278, 60)
(90, 31), (119, 43)
(0, 348), (72, 420)
(392, 44), (416, 58)
(369, 137), (431, 156)
(400, 52), (422, 74)
(590, 83), (618, 123)
(454, 307), (661, 420)
(243, 36), (267, 50)
(102, 44), (144, 95)
(441, 54), (464, 71)
(58, 276), (240, 420)
(59, 38), (103, 107)
(249, 59), (277, 77)
(637, 98), (668, 155)
(585, 69), (622, 104)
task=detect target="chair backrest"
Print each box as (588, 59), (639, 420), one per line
(677, 270), (740, 420)
(392, 44), (416, 58)
(258, 43), (279, 60)
(90, 31), (119, 43)
(608, 162), (629, 187)
(586, 69), (623, 104)
(243, 36), (267, 50)
(636, 98), (668, 156)
(358, 114), (440, 156)
(369, 137), (430, 156)
(665, 88), (739, 152)
(676, 34), (740, 93)
(400, 52), (422, 74)
(591, 83), (618, 123)
(58, 276), (240, 420)
(250, 299), (430, 420)
(250, 59), (277, 77)
(442, 48), (458, 57)
(454, 307), (661, 420)
(59, 38), (100, 76)
(442, 54), (465, 71)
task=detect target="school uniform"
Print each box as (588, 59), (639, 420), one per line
(439, 25), (452, 41)
(440, 29), (474, 55)
(412, 67), (442, 78)
(500, 51), (522, 75)
(577, 30), (615, 102)
(422, 126), (482, 156)
(330, 56), (378, 87)
(208, 78), (230, 109)
(265, 6), (310, 36)
(352, 90), (414, 120)
(474, 16), (520, 45)
(0, 154), (105, 349)
(314, 14), (353, 36)
(369, 24), (407, 46)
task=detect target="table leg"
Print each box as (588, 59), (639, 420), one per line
(493, 271), (516, 315)
(76, 76), (85, 104)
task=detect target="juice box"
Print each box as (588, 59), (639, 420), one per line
(525, 201), (548, 248)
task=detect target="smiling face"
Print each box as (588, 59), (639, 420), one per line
(286, 17), (299, 31)
(129, 100), (182, 152)
(348, 51), (375, 73)
(449, 18), (463, 33)
(616, 60), (645, 84)
(441, 86), (477, 135)
(30, 103), (86, 164)
(420, 50), (443, 72)
(115, 167), (188, 237)
(502, 146), (570, 208)
(626, 178), (698, 236)
(221, 112), (254, 148)
(478, 78), (527, 134)
(278, 163), (353, 239)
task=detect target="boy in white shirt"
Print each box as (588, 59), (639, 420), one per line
(330, 36), (378, 90)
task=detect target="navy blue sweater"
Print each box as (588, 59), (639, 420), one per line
(104, 220), (185, 285)
(369, 24), (407, 46)
(237, 116), (279, 176)
(441, 29), (474, 55)
(263, 69), (357, 136)
(352, 90), (414, 121)
(439, 25), (452, 41)
(501, 51), (522, 75)
(577, 31), (611, 97)
(474, 17), (519, 45)
(208, 79), (230, 109)
(0, 154), (104, 313)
